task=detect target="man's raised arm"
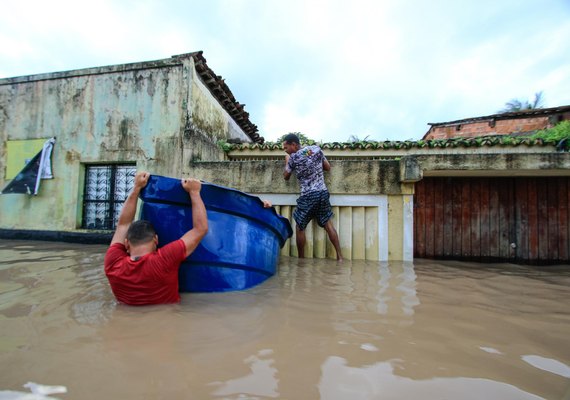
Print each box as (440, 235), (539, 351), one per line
(322, 156), (331, 172)
(110, 171), (150, 245)
(180, 178), (209, 257)
(283, 154), (292, 180)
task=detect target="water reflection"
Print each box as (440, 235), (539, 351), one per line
(318, 356), (545, 400)
(522, 355), (570, 378)
(209, 349), (279, 398)
(373, 261), (419, 319)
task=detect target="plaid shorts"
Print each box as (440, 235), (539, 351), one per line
(293, 190), (334, 231)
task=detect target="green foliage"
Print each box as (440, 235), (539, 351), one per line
(216, 140), (233, 152)
(532, 120), (570, 150)
(532, 120), (570, 142)
(275, 132), (315, 145)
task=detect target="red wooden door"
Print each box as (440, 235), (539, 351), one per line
(414, 177), (570, 264)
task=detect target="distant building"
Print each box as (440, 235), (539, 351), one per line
(423, 105), (570, 140)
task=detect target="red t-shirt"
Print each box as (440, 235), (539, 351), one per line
(104, 240), (187, 305)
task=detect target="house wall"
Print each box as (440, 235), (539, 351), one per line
(424, 111), (570, 140)
(425, 117), (550, 139)
(186, 150), (570, 262)
(0, 55), (248, 231)
(182, 56), (252, 165)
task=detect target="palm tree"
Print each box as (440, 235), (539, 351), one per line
(499, 91), (544, 113)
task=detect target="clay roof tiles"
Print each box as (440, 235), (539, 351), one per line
(180, 51), (263, 144)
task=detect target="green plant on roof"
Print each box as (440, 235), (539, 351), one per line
(216, 140), (233, 152)
(532, 120), (570, 142)
(532, 120), (570, 150)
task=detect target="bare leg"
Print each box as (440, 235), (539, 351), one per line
(296, 225), (306, 258)
(324, 220), (343, 261)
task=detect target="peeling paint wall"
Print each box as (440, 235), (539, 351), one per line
(184, 160), (405, 195)
(0, 64), (181, 230)
(0, 55), (250, 231)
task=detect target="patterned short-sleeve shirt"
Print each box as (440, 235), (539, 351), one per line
(285, 145), (328, 195)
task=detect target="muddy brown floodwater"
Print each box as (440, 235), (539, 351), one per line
(0, 239), (569, 400)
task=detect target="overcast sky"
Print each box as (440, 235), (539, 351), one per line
(1, 0), (569, 142)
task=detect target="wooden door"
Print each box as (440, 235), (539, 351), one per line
(414, 177), (570, 264)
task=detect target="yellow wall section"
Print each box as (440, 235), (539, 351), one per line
(352, 207), (366, 260)
(5, 139), (46, 179)
(365, 207), (379, 261)
(326, 207), (340, 259)
(278, 205), (381, 260)
(387, 195), (404, 260)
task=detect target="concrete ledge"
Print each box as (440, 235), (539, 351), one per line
(187, 159), (405, 195)
(418, 153), (570, 176)
(0, 229), (112, 244)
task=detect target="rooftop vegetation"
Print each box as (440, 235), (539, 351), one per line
(217, 121), (570, 152)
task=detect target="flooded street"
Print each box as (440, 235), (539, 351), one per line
(1, 239), (569, 399)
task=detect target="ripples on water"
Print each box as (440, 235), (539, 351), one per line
(0, 240), (569, 399)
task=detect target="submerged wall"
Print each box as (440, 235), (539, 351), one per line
(185, 146), (570, 262)
(186, 159), (418, 261)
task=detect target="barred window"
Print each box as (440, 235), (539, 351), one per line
(82, 164), (136, 230)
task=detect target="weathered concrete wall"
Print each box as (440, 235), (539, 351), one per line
(188, 58), (251, 143)
(227, 142), (561, 160)
(181, 55), (251, 165)
(186, 159), (416, 261)
(416, 153), (570, 176)
(0, 62), (186, 230)
(0, 54), (251, 231)
(184, 160), (408, 195)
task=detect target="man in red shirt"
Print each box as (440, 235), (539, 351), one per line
(104, 171), (208, 305)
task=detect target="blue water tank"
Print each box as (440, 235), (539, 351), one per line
(139, 175), (292, 292)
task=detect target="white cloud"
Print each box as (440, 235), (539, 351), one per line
(1, 0), (569, 141)
(262, 81), (347, 141)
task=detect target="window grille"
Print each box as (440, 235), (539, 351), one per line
(82, 164), (136, 230)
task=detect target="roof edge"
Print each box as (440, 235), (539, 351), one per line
(428, 105), (570, 127)
(0, 51), (263, 144)
(218, 135), (564, 153)
(180, 52), (262, 143)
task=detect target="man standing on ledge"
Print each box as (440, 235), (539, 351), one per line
(104, 171), (208, 305)
(282, 133), (343, 261)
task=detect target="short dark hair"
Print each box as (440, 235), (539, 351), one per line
(282, 133), (300, 145)
(126, 220), (156, 246)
